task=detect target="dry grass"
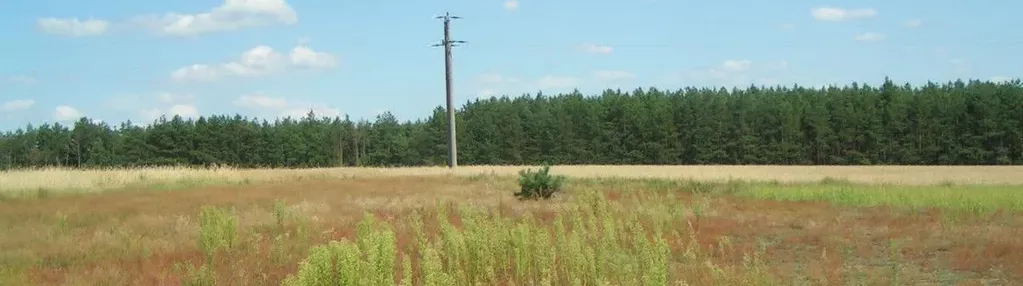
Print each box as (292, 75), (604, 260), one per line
(2, 165), (1022, 284)
(3, 165), (1023, 197)
(0, 173), (1021, 285)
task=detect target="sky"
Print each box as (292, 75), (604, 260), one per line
(0, 0), (1021, 130)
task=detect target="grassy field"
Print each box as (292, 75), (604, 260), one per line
(0, 165), (1021, 285)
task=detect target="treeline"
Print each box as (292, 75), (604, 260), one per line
(1, 78), (1021, 169)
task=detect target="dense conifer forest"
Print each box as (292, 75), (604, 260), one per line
(1, 78), (1021, 169)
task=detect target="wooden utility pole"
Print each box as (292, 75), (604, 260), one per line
(338, 130), (344, 167)
(433, 12), (465, 169)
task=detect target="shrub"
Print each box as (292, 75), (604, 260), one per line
(515, 165), (565, 200)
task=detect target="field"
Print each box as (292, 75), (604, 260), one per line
(1, 165), (1022, 285)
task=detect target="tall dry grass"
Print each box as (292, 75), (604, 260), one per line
(3, 165), (1022, 196)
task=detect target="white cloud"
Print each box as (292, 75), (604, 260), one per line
(234, 94), (288, 109)
(811, 7), (877, 21)
(774, 61), (790, 70)
(290, 46), (339, 69)
(36, 17), (109, 36)
(131, 0), (297, 36)
(990, 76), (1014, 83)
(281, 104), (341, 119)
(949, 59), (971, 74)
(537, 75), (581, 89)
(233, 94), (341, 118)
(170, 65), (222, 82)
(171, 45), (338, 82)
(504, 0), (519, 10)
(476, 73), (585, 93)
(854, 32), (885, 42)
(9, 75), (37, 84)
(677, 59), (768, 87)
(592, 70), (636, 81)
(721, 60), (752, 72)
(1, 99), (35, 111)
(168, 105), (200, 118)
(579, 43), (613, 54)
(139, 104), (200, 120)
(477, 89), (499, 99)
(156, 92), (195, 104)
(904, 19), (923, 28)
(54, 105), (83, 121)
(475, 73), (521, 85)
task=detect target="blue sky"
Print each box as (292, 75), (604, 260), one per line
(1, 0), (1021, 130)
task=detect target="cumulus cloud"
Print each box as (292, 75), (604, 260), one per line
(289, 46), (339, 69)
(280, 104), (342, 119)
(475, 73), (521, 85)
(721, 60), (752, 72)
(54, 105), (83, 121)
(475, 73), (585, 96)
(949, 59), (971, 74)
(990, 76), (1014, 83)
(811, 7), (877, 21)
(8, 75), (37, 84)
(676, 59), (787, 87)
(171, 45), (338, 82)
(854, 32), (885, 42)
(168, 105), (200, 118)
(579, 43), (613, 54)
(101, 92), (200, 122)
(36, 18), (109, 36)
(476, 89), (499, 99)
(1, 99), (35, 111)
(156, 92), (196, 104)
(131, 0), (297, 36)
(234, 94), (288, 109)
(504, 0), (519, 10)
(140, 104), (200, 120)
(233, 93), (341, 119)
(537, 75), (581, 89)
(904, 19), (923, 28)
(592, 70), (636, 81)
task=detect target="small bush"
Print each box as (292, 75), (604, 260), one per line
(515, 165), (565, 200)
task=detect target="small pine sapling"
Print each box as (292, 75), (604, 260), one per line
(515, 165), (565, 200)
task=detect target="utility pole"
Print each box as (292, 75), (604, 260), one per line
(338, 129), (344, 167)
(433, 12), (465, 169)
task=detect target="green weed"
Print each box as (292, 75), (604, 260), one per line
(197, 205), (238, 265)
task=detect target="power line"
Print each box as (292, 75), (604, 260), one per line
(433, 12), (466, 169)
(454, 39), (1023, 49)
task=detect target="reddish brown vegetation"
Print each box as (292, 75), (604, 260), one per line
(1, 176), (1020, 285)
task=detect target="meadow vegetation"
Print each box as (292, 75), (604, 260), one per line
(0, 166), (1021, 285)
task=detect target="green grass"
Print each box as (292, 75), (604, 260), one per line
(738, 181), (1023, 214)
(567, 177), (1023, 214)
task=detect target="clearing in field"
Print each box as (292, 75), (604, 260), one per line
(0, 166), (1021, 285)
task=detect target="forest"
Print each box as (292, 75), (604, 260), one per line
(1, 77), (1021, 169)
